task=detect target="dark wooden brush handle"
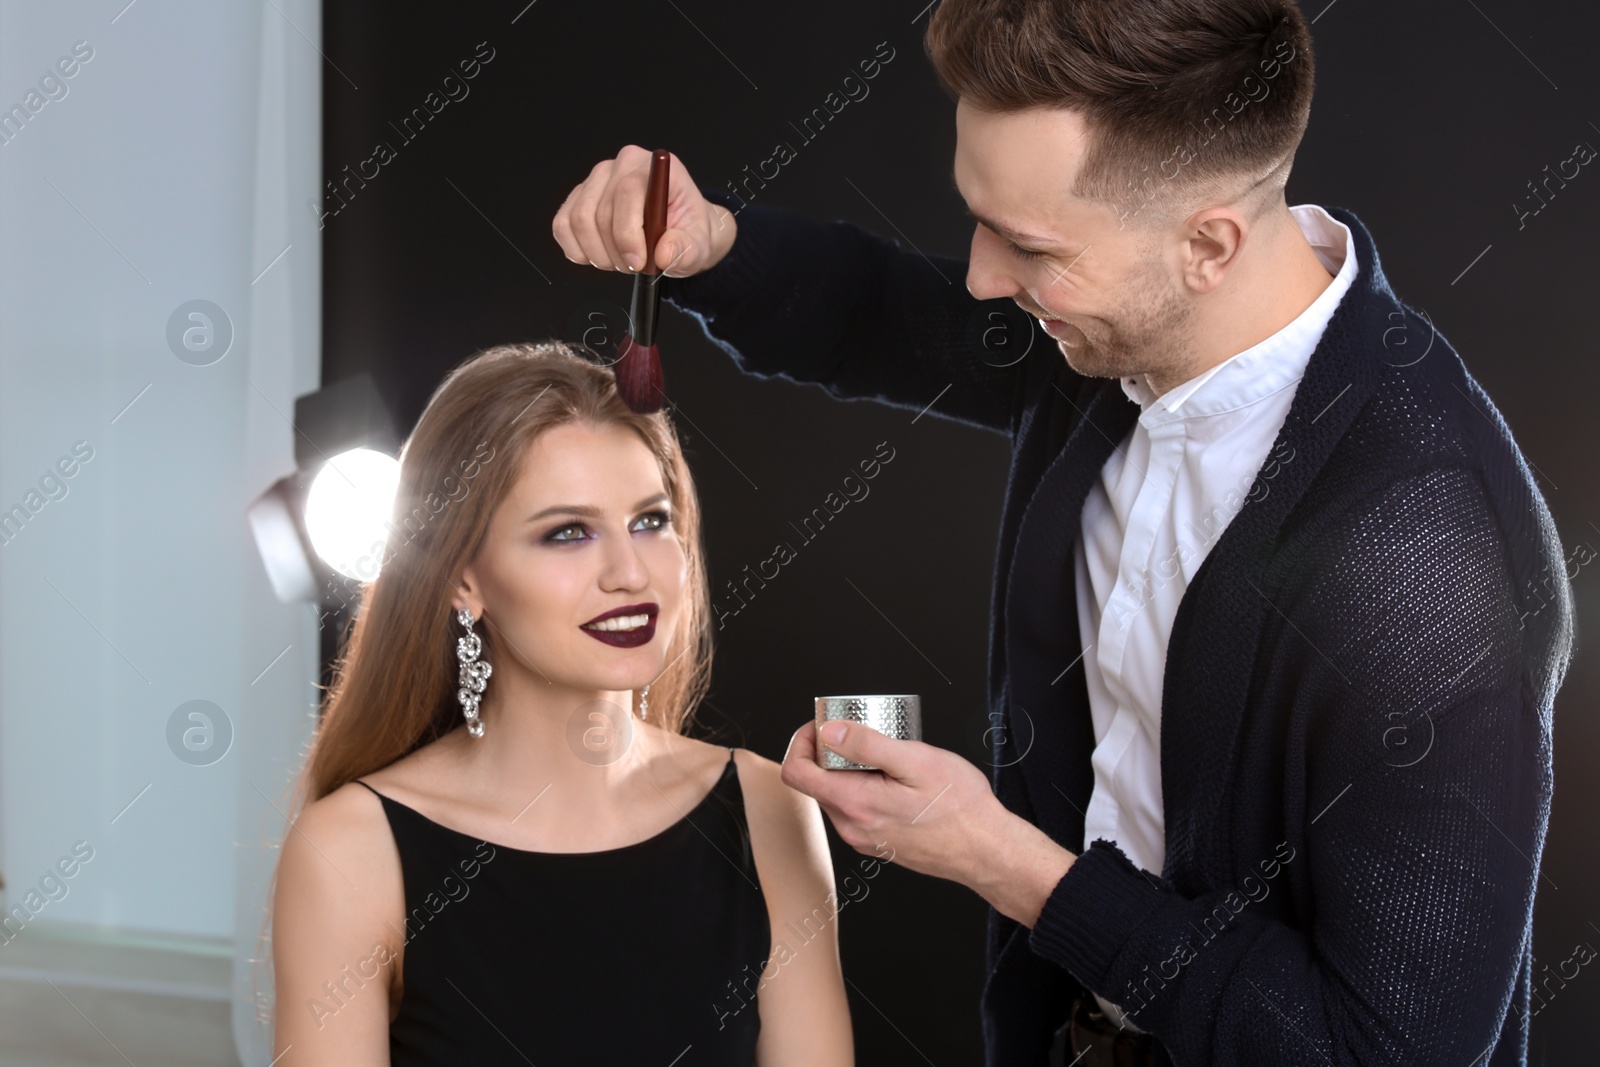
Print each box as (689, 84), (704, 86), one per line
(642, 150), (670, 276)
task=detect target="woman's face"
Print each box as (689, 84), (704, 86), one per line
(455, 418), (686, 697)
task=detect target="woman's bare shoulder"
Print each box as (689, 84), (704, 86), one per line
(728, 746), (798, 808)
(280, 777), (403, 899)
(273, 777), (407, 1050)
(730, 747), (833, 893)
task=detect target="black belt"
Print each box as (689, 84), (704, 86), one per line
(1054, 992), (1175, 1067)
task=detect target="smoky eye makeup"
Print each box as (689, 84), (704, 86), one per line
(542, 522), (588, 544)
(541, 509), (672, 544)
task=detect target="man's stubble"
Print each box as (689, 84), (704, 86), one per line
(1056, 248), (1196, 390)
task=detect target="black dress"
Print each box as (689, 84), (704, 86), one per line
(353, 746), (771, 1065)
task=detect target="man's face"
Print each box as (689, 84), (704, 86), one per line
(952, 99), (1196, 384)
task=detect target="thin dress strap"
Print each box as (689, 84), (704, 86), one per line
(351, 778), (384, 798)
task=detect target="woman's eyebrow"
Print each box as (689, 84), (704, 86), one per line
(525, 492), (669, 522)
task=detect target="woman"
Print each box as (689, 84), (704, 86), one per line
(269, 341), (854, 1065)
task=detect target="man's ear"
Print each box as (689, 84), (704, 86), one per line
(1181, 207), (1246, 294)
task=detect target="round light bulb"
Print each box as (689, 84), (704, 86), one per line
(304, 447), (401, 582)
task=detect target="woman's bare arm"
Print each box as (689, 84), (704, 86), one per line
(271, 782), (405, 1066)
(735, 750), (855, 1067)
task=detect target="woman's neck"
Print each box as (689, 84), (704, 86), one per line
(425, 670), (698, 848)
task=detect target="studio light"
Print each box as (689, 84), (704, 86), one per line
(303, 447), (401, 582)
(247, 373), (399, 605)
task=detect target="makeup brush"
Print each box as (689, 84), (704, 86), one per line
(614, 149), (671, 414)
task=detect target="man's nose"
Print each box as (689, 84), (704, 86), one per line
(966, 229), (1019, 302)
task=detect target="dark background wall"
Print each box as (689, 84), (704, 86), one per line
(320, 1), (1599, 1061)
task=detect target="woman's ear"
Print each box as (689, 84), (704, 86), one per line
(451, 565), (482, 618)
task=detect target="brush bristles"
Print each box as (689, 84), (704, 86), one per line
(614, 334), (665, 413)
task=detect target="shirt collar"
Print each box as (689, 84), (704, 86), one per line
(1121, 204), (1360, 422)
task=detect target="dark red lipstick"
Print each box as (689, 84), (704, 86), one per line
(579, 602), (659, 648)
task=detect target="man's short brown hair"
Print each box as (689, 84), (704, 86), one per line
(926, 0), (1315, 225)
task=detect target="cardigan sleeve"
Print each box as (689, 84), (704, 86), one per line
(660, 187), (1038, 436)
(1024, 463), (1558, 1064)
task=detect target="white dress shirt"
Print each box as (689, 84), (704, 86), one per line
(1074, 204), (1359, 1029)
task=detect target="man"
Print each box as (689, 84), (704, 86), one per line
(551, 1), (1574, 1062)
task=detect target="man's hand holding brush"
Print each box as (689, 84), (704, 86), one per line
(552, 145), (737, 279)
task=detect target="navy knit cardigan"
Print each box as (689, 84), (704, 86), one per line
(664, 186), (1576, 1066)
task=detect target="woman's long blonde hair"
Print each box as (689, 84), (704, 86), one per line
(303, 340), (714, 800)
(254, 341), (716, 1026)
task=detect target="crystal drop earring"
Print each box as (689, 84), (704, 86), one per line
(639, 684), (650, 721)
(456, 608), (492, 739)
